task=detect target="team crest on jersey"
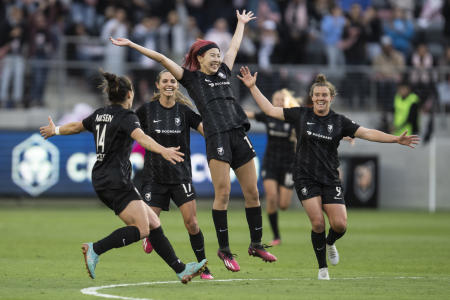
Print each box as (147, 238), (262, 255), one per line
(175, 117), (181, 126)
(217, 147), (224, 156)
(301, 187), (308, 196)
(327, 124), (333, 133)
(145, 192), (151, 201)
(218, 72), (226, 79)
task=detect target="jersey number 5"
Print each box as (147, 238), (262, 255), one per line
(96, 124), (107, 153)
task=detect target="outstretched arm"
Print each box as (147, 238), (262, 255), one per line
(110, 37), (184, 80)
(238, 66), (284, 120)
(223, 10), (256, 70)
(40, 116), (85, 139)
(245, 111), (255, 119)
(131, 128), (184, 165)
(355, 127), (420, 148)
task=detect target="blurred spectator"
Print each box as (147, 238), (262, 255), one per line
(247, 0), (281, 30)
(28, 12), (56, 107)
(101, 7), (128, 76)
(409, 43), (438, 109)
(321, 5), (346, 68)
(392, 81), (419, 136)
(417, 0), (444, 29)
(258, 20), (279, 70)
(383, 7), (415, 58)
(363, 6), (383, 61)
(282, 0), (310, 64)
(442, 0), (450, 43)
(0, 6), (27, 109)
(235, 26), (257, 64)
(388, 0), (415, 19)
(204, 18), (232, 58)
(57, 102), (94, 124)
(185, 16), (203, 49)
(130, 16), (161, 106)
(69, 0), (101, 35)
(338, 0), (371, 12)
(372, 36), (405, 111)
(340, 3), (369, 108)
(159, 2), (189, 64)
(437, 45), (450, 111)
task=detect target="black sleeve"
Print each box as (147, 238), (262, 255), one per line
(121, 112), (142, 136)
(408, 103), (419, 134)
(135, 104), (147, 131)
(179, 67), (195, 87)
(283, 107), (302, 123)
(221, 63), (232, 77)
(341, 115), (360, 138)
(185, 107), (202, 130)
(254, 112), (266, 123)
(81, 111), (97, 133)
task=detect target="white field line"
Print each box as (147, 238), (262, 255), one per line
(80, 276), (437, 300)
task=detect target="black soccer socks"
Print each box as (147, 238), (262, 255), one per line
(245, 206), (263, 246)
(93, 225), (140, 255)
(311, 230), (327, 268)
(149, 226), (185, 273)
(268, 212), (280, 240)
(326, 227), (346, 245)
(212, 209), (229, 251)
(189, 230), (206, 262)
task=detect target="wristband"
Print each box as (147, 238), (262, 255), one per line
(55, 126), (60, 135)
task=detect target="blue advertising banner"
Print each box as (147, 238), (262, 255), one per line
(0, 131), (266, 198)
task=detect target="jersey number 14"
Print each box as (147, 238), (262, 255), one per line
(96, 124), (107, 153)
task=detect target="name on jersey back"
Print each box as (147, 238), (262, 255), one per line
(95, 114), (114, 122)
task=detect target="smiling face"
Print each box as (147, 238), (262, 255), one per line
(272, 91), (285, 108)
(311, 86), (333, 115)
(197, 48), (221, 75)
(155, 71), (178, 99)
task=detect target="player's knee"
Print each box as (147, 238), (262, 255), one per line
(279, 201), (290, 210)
(184, 218), (199, 234)
(311, 220), (325, 233)
(136, 224), (150, 238)
(333, 221), (347, 233)
(243, 186), (259, 202)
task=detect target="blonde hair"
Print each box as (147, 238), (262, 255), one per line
(276, 88), (302, 108)
(308, 74), (337, 98)
(151, 70), (194, 109)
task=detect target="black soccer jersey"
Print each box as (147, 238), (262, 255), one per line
(254, 112), (295, 169)
(283, 107), (360, 185)
(136, 101), (202, 185)
(82, 104), (141, 189)
(179, 63), (250, 138)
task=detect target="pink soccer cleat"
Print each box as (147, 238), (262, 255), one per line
(200, 267), (214, 280)
(248, 244), (277, 262)
(217, 249), (240, 272)
(142, 237), (153, 254)
(269, 238), (281, 246)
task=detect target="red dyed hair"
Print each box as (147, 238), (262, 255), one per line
(183, 40), (218, 71)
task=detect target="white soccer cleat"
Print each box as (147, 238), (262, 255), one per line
(318, 267), (330, 280)
(326, 244), (339, 266)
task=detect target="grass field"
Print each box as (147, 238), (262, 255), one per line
(1, 200), (449, 300)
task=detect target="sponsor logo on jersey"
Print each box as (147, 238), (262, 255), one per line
(145, 192), (151, 201)
(12, 134), (59, 196)
(217, 147), (224, 156)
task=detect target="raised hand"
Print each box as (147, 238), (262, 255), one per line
(162, 146), (185, 165)
(398, 131), (420, 148)
(110, 37), (131, 47)
(40, 116), (56, 139)
(237, 66), (257, 88)
(236, 10), (256, 24)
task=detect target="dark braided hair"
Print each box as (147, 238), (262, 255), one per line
(99, 70), (133, 103)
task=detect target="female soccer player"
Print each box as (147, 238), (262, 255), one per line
(110, 10), (277, 272)
(136, 70), (213, 279)
(245, 89), (299, 246)
(238, 66), (419, 280)
(39, 70), (206, 284)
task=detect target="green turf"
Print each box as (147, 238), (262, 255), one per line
(1, 202), (449, 300)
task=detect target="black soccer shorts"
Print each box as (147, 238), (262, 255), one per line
(295, 180), (345, 204)
(141, 182), (196, 211)
(205, 127), (256, 170)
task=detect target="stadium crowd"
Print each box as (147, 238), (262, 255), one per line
(0, 0), (450, 113)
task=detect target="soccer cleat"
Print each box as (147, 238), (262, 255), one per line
(326, 243), (339, 266)
(200, 267), (214, 280)
(217, 250), (240, 272)
(248, 244), (277, 262)
(82, 242), (99, 279)
(142, 237), (153, 254)
(269, 238), (281, 246)
(176, 259), (208, 284)
(318, 267), (330, 280)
